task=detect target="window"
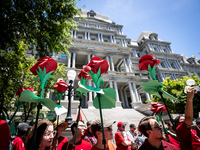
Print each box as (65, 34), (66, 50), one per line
(154, 47), (157, 51)
(163, 48), (168, 53)
(104, 39), (108, 42)
(91, 38), (96, 41)
(78, 36), (83, 39)
(161, 62), (167, 68)
(61, 54), (67, 60)
(171, 63), (176, 69)
(137, 53), (140, 58)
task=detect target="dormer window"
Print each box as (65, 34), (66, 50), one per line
(87, 10), (96, 17)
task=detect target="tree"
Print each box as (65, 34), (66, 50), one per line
(1, 45), (67, 122)
(0, 0), (80, 118)
(150, 74), (200, 118)
(0, 0), (80, 58)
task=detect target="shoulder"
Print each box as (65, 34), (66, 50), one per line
(162, 140), (179, 149)
(115, 131), (121, 136)
(82, 139), (92, 147)
(61, 136), (68, 143)
(108, 141), (115, 147)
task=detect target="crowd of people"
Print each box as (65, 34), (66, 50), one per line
(1, 87), (200, 150)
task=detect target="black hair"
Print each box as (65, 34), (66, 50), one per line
(138, 116), (155, 137)
(71, 120), (84, 136)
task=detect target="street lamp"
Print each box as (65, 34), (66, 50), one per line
(65, 70), (76, 128)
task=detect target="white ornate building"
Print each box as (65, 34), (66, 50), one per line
(46, 10), (200, 115)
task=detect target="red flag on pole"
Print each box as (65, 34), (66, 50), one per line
(76, 111), (82, 121)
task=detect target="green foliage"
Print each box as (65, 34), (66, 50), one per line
(0, 0), (81, 58)
(150, 74), (200, 118)
(0, 0), (80, 121)
(0, 41), (67, 121)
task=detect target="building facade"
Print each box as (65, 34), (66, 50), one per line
(46, 10), (200, 111)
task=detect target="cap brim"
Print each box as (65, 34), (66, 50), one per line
(104, 120), (116, 127)
(54, 121), (68, 130)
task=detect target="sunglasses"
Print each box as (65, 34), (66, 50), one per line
(44, 131), (57, 137)
(152, 123), (162, 130)
(100, 126), (113, 132)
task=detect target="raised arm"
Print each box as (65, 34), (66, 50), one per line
(184, 87), (196, 128)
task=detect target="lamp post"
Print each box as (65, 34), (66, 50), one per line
(65, 70), (76, 128)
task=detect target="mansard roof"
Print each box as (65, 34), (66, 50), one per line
(75, 10), (123, 27)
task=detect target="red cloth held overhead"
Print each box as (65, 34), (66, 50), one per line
(0, 119), (10, 150)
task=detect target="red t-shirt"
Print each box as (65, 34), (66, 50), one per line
(139, 139), (179, 150)
(91, 141), (115, 150)
(168, 134), (181, 150)
(0, 119), (10, 150)
(115, 131), (131, 150)
(67, 139), (92, 150)
(12, 137), (25, 150)
(177, 121), (200, 150)
(53, 136), (68, 150)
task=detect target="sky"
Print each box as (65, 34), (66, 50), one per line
(76, 0), (200, 58)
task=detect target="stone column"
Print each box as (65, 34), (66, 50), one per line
(67, 52), (71, 68)
(88, 54), (91, 63)
(88, 32), (90, 40)
(123, 89), (129, 108)
(85, 32), (87, 39)
(124, 39), (127, 47)
(88, 80), (94, 108)
(147, 43), (153, 51)
(173, 61), (179, 69)
(113, 35), (116, 43)
(72, 53), (76, 68)
(145, 92), (151, 101)
(119, 90), (125, 108)
(137, 92), (142, 102)
(176, 61), (182, 69)
(166, 59), (172, 68)
(93, 82), (96, 98)
(123, 58), (129, 72)
(120, 39), (124, 47)
(109, 81), (113, 88)
(110, 35), (113, 43)
(74, 30), (76, 38)
(132, 83), (139, 102)
(98, 34), (100, 41)
(114, 82), (119, 101)
(159, 72), (165, 82)
(128, 82), (136, 103)
(106, 56), (111, 71)
(101, 34), (103, 42)
(114, 81), (121, 108)
(110, 56), (115, 71)
(127, 57), (133, 72)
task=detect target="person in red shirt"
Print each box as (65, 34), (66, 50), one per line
(90, 118), (116, 150)
(138, 116), (179, 150)
(12, 123), (31, 150)
(53, 120), (68, 150)
(166, 122), (180, 149)
(174, 87), (200, 150)
(193, 117), (200, 137)
(115, 122), (134, 150)
(0, 119), (10, 150)
(25, 119), (56, 150)
(83, 120), (97, 146)
(62, 120), (92, 150)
